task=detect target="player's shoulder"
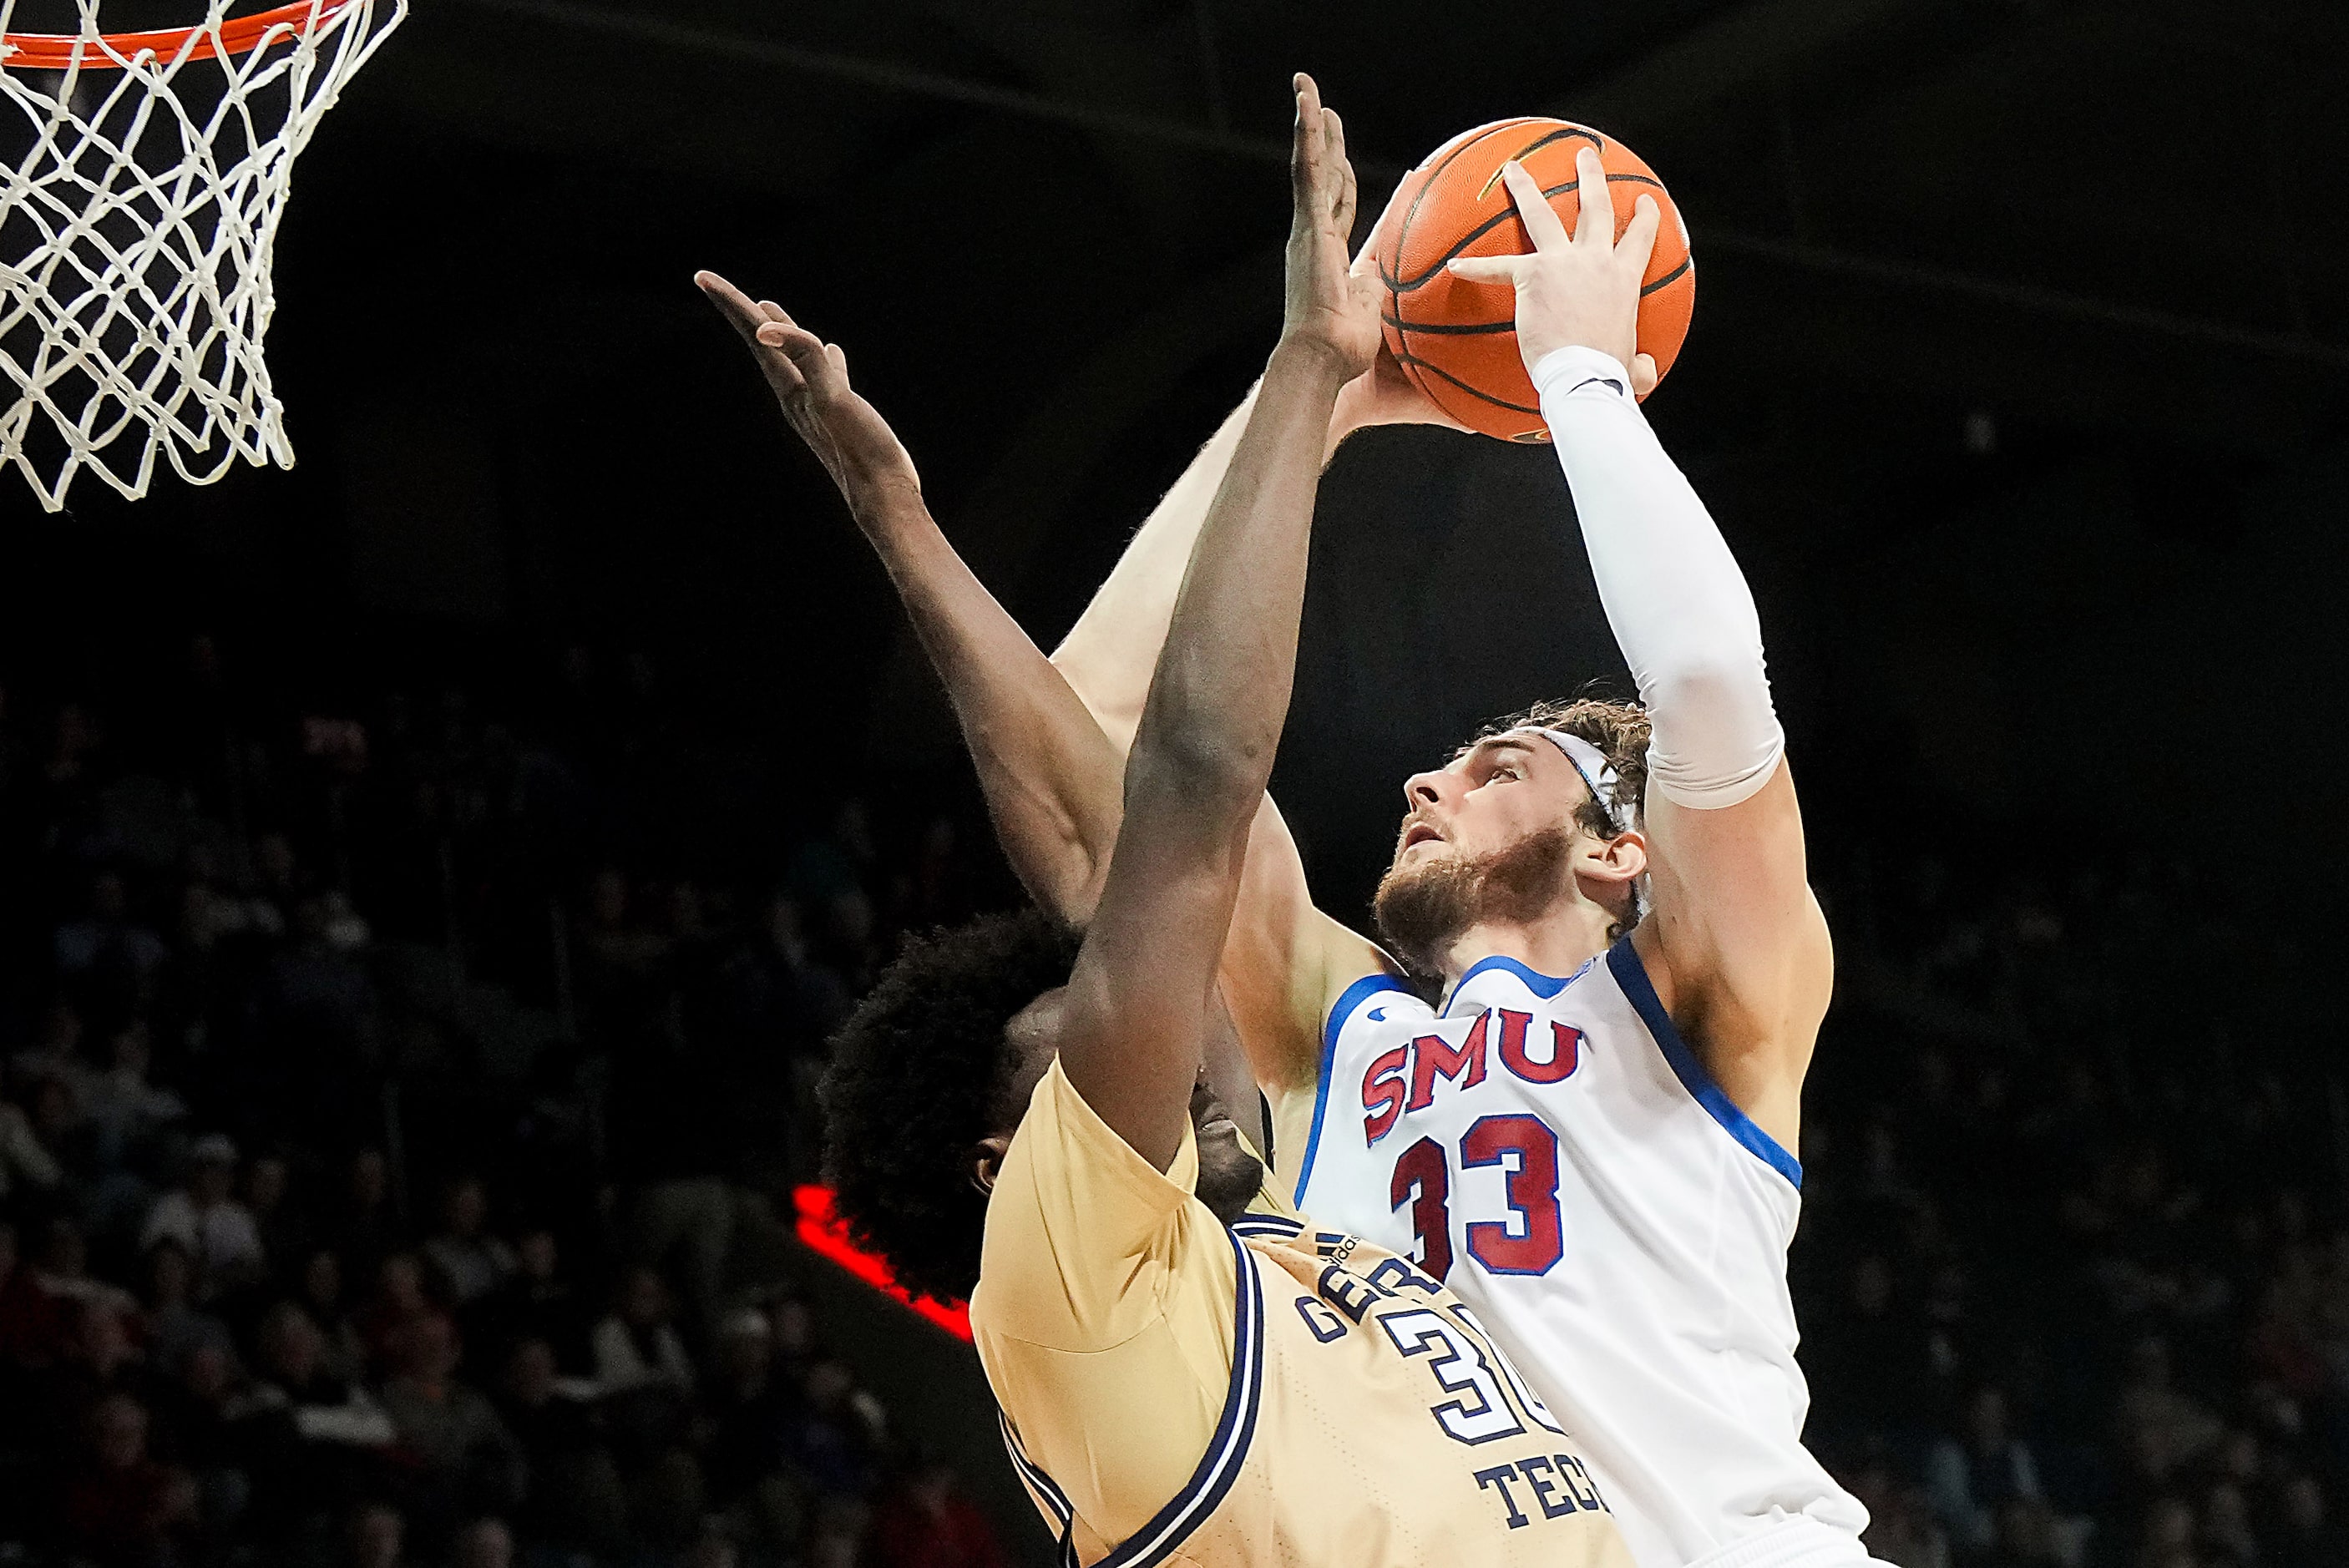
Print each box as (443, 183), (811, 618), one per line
(1321, 971), (1427, 1054)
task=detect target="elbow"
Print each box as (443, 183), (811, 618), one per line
(1642, 654), (1785, 811)
(1642, 652), (1767, 719)
(1126, 717), (1273, 814)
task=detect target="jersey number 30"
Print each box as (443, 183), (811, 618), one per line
(1389, 1114), (1562, 1281)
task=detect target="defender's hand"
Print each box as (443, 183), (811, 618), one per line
(1279, 74), (1380, 379)
(696, 271), (922, 515)
(1334, 338), (1474, 434)
(1445, 147), (1661, 387)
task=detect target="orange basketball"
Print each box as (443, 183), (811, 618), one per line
(1374, 118), (1694, 442)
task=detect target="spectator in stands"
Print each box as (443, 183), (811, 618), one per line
(151, 1340), (251, 1543)
(448, 1515), (513, 1568)
(60, 1390), (198, 1568)
(705, 1307), (789, 1505)
(346, 1500), (408, 1568)
(357, 1253), (444, 1375)
(136, 1238), (234, 1378)
(492, 1334), (625, 1551)
(296, 1247), (367, 1381)
(787, 1358), (883, 1500)
(79, 1018), (185, 1174)
(871, 1456), (1006, 1568)
(377, 1313), (522, 1526)
(139, 1134), (265, 1297)
(229, 1302), (393, 1539)
(327, 1148), (404, 1283)
(0, 1077), (63, 1204)
(421, 1176), (513, 1307)
(245, 1151), (309, 1270)
(2114, 1335), (2223, 1483)
(467, 1224), (586, 1374)
(2272, 1474), (2346, 1568)
(54, 868), (170, 1026)
(590, 1266), (694, 1398)
(1924, 1384), (2043, 1552)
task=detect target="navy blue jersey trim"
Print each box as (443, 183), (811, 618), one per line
(1095, 1229), (1267, 1568)
(1231, 1211), (1304, 1239)
(1000, 1231), (1267, 1568)
(1440, 953), (1595, 1014)
(999, 1412), (1081, 1568)
(999, 1413), (1073, 1526)
(1605, 938), (1802, 1189)
(1294, 974), (1413, 1206)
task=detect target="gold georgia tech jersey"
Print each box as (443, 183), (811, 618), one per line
(973, 1060), (1636, 1568)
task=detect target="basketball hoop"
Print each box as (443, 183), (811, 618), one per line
(0, 0), (405, 509)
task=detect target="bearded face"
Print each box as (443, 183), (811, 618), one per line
(1372, 825), (1576, 980)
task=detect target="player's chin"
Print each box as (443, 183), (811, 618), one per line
(1194, 1130), (1265, 1228)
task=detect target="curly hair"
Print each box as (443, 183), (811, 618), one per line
(1463, 696), (1652, 839)
(816, 908), (1081, 1305)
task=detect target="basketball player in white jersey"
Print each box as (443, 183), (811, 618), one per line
(706, 121), (1873, 1568)
(795, 152), (1868, 1568)
(695, 79), (1635, 1568)
(1040, 150), (1877, 1568)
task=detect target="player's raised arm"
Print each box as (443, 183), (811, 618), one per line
(1050, 184), (1464, 756)
(1052, 74), (1380, 1166)
(694, 271), (1121, 924)
(1453, 148), (1830, 1146)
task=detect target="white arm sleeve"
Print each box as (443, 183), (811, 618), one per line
(1533, 345), (1784, 811)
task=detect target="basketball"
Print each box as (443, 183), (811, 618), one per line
(1374, 118), (1694, 441)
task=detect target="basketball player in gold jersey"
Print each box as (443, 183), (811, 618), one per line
(698, 76), (1632, 1568)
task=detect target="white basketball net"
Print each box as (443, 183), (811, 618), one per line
(0, 0), (405, 509)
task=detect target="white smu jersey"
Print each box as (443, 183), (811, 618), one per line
(1292, 939), (1871, 1568)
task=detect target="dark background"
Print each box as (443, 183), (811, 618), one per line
(3, 4), (2349, 1567)
(19, 0), (2349, 943)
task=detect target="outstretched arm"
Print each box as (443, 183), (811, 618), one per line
(1056, 75), (1380, 1168)
(1456, 151), (1830, 1148)
(697, 273), (1269, 1150)
(1052, 341), (1461, 752)
(695, 273), (1120, 925)
(1044, 216), (1448, 1110)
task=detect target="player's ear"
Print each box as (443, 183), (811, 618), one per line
(969, 1136), (1012, 1196)
(1576, 828), (1648, 888)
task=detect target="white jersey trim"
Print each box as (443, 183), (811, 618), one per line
(1602, 939), (1803, 1189)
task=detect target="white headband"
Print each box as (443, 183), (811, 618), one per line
(1526, 728), (1633, 835)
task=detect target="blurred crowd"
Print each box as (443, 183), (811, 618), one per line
(1798, 846), (2349, 1568)
(0, 628), (2343, 1568)
(0, 634), (1004, 1568)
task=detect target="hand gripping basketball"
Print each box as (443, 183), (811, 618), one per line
(1446, 149), (1661, 390)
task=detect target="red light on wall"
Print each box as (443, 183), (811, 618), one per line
(792, 1184), (974, 1343)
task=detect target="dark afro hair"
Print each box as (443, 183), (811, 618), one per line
(817, 907), (1081, 1305)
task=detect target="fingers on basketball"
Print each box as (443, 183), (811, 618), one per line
(1504, 160), (1570, 253)
(1377, 119), (1696, 438)
(1572, 148), (1616, 246)
(1618, 195), (1663, 274)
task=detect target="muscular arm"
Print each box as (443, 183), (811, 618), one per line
(696, 274), (1116, 924)
(1047, 315), (1436, 1110)
(1464, 150), (1828, 1145)
(1538, 349), (1829, 1141)
(700, 272), (1278, 1146)
(1058, 80), (1376, 1165)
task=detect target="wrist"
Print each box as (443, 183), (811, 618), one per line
(844, 471), (928, 537)
(1269, 332), (1359, 392)
(1530, 344), (1633, 399)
